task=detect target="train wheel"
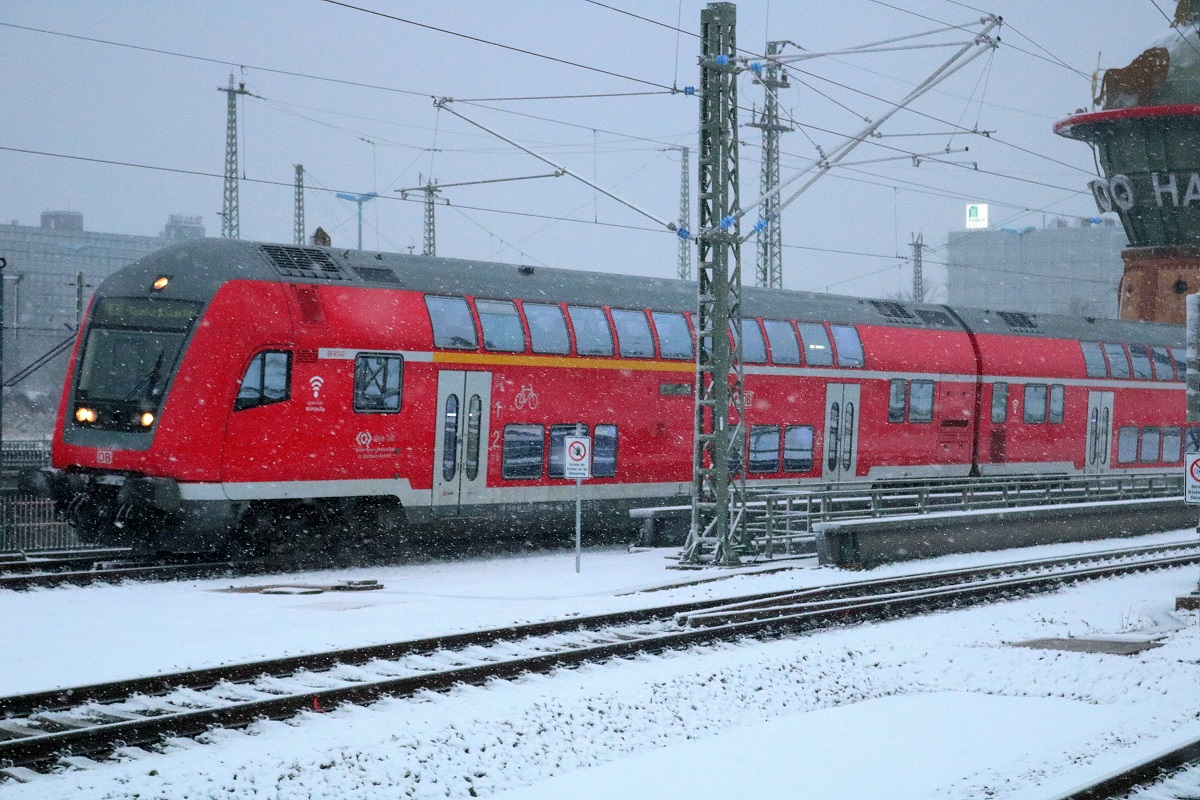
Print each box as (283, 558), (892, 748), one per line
(231, 506), (277, 560)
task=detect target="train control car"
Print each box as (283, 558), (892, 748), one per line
(45, 239), (1186, 554)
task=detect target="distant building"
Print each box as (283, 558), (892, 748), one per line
(0, 212), (205, 436)
(946, 220), (1127, 319)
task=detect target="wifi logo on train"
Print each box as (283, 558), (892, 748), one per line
(309, 376), (324, 398)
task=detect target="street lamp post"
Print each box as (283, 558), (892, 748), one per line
(335, 192), (378, 250)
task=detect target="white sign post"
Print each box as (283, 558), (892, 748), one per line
(564, 433), (592, 573)
(1187, 454), (1200, 506)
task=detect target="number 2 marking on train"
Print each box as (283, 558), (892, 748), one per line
(490, 431), (501, 450)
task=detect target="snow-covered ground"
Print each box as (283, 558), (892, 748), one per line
(4, 530), (1200, 799)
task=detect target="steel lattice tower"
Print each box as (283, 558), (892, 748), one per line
(750, 41), (791, 288)
(423, 183), (438, 256)
(678, 147), (692, 280)
(219, 74), (250, 239)
(294, 164), (305, 245)
(910, 233), (926, 302)
(682, 2), (747, 566)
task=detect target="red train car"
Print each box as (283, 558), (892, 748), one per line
(45, 239), (1186, 554)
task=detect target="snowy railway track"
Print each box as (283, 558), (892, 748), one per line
(1047, 739), (1200, 799)
(1, 541), (1198, 779)
(0, 555), (263, 591)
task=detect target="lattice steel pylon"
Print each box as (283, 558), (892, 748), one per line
(218, 74), (250, 239)
(749, 41), (791, 288)
(423, 182), (438, 256)
(681, 2), (747, 566)
(677, 147), (692, 280)
(910, 232), (926, 302)
(294, 164), (305, 245)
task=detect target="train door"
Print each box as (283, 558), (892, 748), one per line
(1084, 390), (1114, 474)
(822, 384), (861, 483)
(433, 371), (493, 510)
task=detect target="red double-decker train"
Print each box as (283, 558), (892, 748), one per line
(45, 239), (1186, 554)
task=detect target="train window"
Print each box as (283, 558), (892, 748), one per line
(1103, 343), (1131, 379)
(548, 424), (589, 478)
(831, 325), (865, 368)
(425, 296), (477, 350)
(1171, 347), (1187, 378)
(523, 303), (571, 355)
(593, 424), (618, 477)
(827, 402), (840, 471)
(476, 299), (526, 353)
(991, 383), (1008, 424)
(763, 320), (800, 365)
(651, 312), (694, 360)
(729, 427), (746, 475)
(1048, 384), (1064, 424)
(1188, 427), (1200, 454)
(1117, 426), (1139, 464)
(888, 379), (907, 423)
(502, 424), (544, 479)
(611, 309), (655, 358)
(235, 351), (291, 411)
(783, 425), (815, 472)
(567, 306), (614, 357)
(1129, 345), (1153, 379)
(465, 395), (482, 481)
(441, 394), (459, 481)
(1151, 346), (1176, 381)
(1163, 427), (1183, 463)
(353, 354), (403, 413)
(736, 320), (768, 364)
(1140, 427), (1162, 463)
(797, 323), (834, 366)
(1080, 342), (1108, 378)
(908, 381), (934, 423)
(748, 425), (781, 473)
(1023, 384), (1047, 424)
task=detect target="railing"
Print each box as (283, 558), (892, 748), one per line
(0, 440), (83, 553)
(742, 472), (1186, 559)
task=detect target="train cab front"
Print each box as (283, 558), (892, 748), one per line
(47, 241), (234, 552)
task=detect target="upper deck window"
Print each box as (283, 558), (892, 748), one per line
(1103, 343), (1131, 378)
(831, 325), (865, 368)
(611, 309), (654, 358)
(1151, 346), (1175, 381)
(425, 296), (477, 350)
(736, 319), (768, 364)
(475, 299), (526, 353)
(1128, 344), (1153, 379)
(523, 303), (570, 355)
(1081, 342), (1107, 378)
(651, 312), (693, 360)
(763, 320), (800, 365)
(797, 323), (834, 366)
(1171, 347), (1187, 378)
(567, 306), (614, 357)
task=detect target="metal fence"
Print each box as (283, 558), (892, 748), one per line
(743, 472), (1186, 559)
(0, 439), (81, 553)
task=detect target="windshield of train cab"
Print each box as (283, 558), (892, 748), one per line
(75, 297), (203, 404)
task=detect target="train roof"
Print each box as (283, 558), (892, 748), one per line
(110, 238), (1182, 347)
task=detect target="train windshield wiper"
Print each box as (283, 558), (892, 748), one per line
(122, 350), (166, 403)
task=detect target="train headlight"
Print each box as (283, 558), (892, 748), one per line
(151, 276), (170, 291)
(139, 412), (155, 427)
(75, 407), (97, 424)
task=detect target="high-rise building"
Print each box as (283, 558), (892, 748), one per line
(0, 212), (204, 435)
(945, 220), (1127, 319)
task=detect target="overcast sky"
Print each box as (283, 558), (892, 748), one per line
(0, 1), (1180, 300)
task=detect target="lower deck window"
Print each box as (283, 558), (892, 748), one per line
(1140, 427), (1161, 463)
(549, 424), (589, 478)
(593, 424), (618, 477)
(1117, 426), (1139, 464)
(748, 425), (781, 473)
(502, 424), (544, 479)
(1023, 384), (1047, 424)
(908, 381), (934, 423)
(1163, 427), (1183, 463)
(783, 425), (814, 472)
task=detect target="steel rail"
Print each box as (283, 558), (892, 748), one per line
(0, 543), (1196, 774)
(1046, 741), (1200, 799)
